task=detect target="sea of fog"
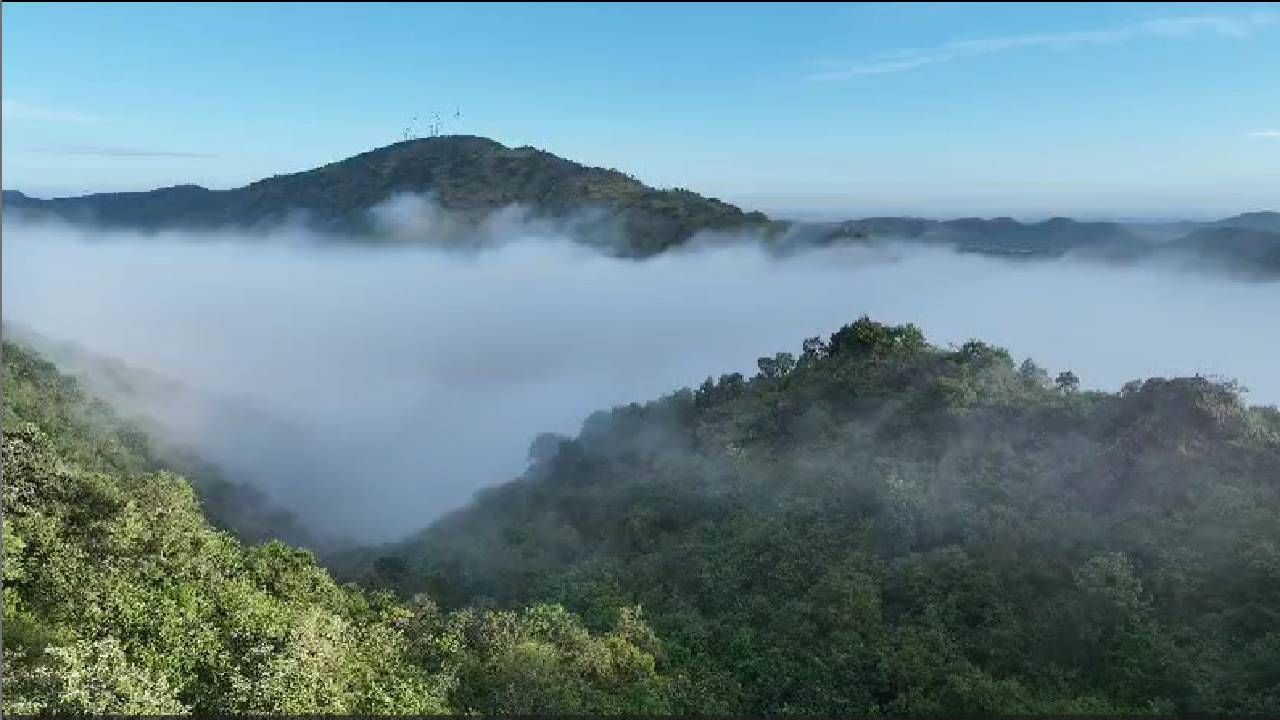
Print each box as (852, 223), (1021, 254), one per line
(4, 214), (1277, 542)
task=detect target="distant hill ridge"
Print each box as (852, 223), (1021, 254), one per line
(1211, 210), (1280, 233)
(831, 215), (1148, 259)
(3, 135), (1277, 271)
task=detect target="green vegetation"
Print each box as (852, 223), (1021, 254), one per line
(351, 317), (1280, 714)
(250, 136), (770, 256)
(7, 138), (1278, 273)
(2, 136), (770, 256)
(1, 337), (317, 548)
(1, 341), (672, 714)
(5, 314), (1280, 714)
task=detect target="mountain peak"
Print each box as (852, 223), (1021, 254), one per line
(4, 135), (769, 255)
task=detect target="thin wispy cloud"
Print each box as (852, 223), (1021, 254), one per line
(2, 100), (112, 125)
(1248, 130), (1280, 139)
(30, 145), (218, 159)
(809, 12), (1279, 81)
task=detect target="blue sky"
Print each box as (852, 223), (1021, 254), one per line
(3, 2), (1278, 219)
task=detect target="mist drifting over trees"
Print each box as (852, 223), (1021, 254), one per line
(5, 206), (1277, 541)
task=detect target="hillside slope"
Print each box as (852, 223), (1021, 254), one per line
(1169, 226), (1280, 277)
(1, 338), (318, 548)
(1212, 211), (1280, 233)
(1, 341), (681, 714)
(3, 136), (769, 256)
(7, 137), (1278, 272)
(350, 317), (1280, 714)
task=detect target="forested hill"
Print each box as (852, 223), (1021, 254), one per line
(6, 136), (1278, 272)
(815, 213), (1280, 275)
(6, 318), (1280, 714)
(1, 340), (683, 714)
(1, 338), (317, 549)
(1212, 210), (1280, 233)
(1, 135), (769, 256)
(828, 216), (1149, 258)
(1170, 226), (1280, 275)
(347, 317), (1280, 715)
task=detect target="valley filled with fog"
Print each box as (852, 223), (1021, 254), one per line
(5, 211), (1276, 542)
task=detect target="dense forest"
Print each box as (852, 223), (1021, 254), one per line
(4, 316), (1280, 714)
(1, 342), (675, 714)
(344, 317), (1280, 714)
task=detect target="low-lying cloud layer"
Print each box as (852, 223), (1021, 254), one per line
(4, 207), (1277, 542)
